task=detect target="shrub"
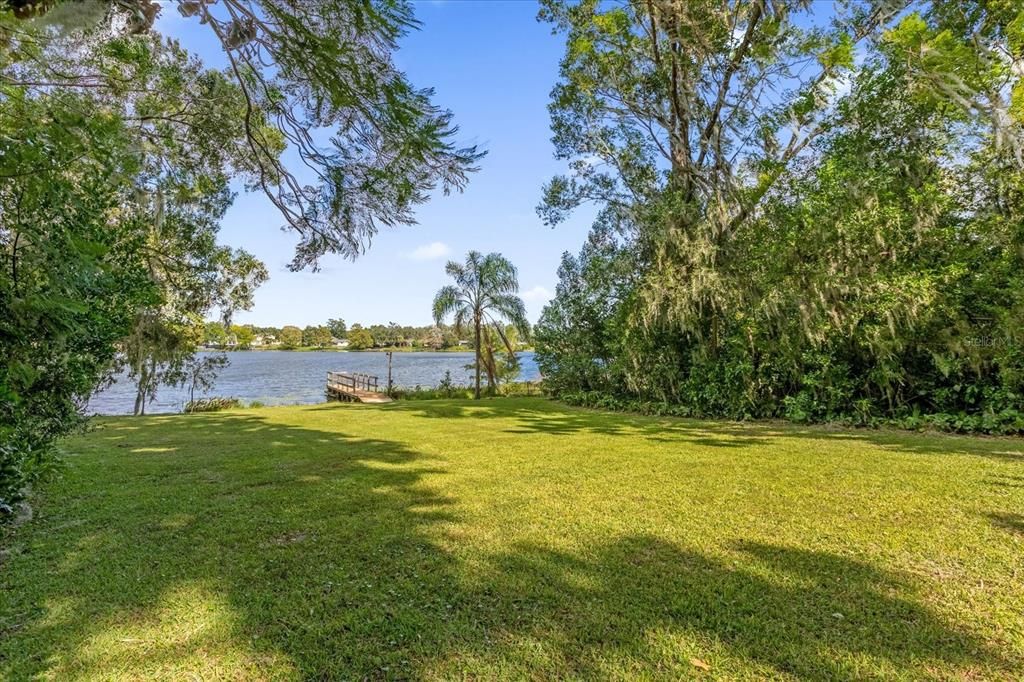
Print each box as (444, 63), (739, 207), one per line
(391, 385), (474, 401)
(558, 390), (1024, 436)
(436, 370), (456, 398)
(389, 374), (548, 401)
(498, 381), (545, 397)
(184, 397), (242, 413)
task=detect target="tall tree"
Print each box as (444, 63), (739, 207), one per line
(278, 325), (302, 349)
(538, 0), (905, 333)
(302, 325), (332, 348)
(346, 325), (374, 350)
(432, 251), (530, 399)
(536, 0), (1024, 431)
(124, 241), (266, 416)
(0, 86), (153, 512)
(326, 318), (347, 339)
(422, 325), (445, 350)
(204, 322), (229, 347)
(230, 324), (255, 349)
(0, 20), (271, 503)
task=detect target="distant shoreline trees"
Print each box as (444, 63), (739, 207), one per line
(200, 320), (504, 353)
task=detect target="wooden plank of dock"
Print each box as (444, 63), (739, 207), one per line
(326, 371), (393, 404)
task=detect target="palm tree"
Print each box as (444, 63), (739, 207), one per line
(433, 251), (530, 399)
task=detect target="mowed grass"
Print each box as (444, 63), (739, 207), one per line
(2, 398), (1023, 680)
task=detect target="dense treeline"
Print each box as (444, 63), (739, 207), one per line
(534, 0), (1024, 433)
(1, 21), (267, 501)
(201, 320), (501, 350)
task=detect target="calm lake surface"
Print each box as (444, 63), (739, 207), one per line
(89, 351), (540, 415)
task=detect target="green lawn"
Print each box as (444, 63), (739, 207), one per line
(2, 398), (1023, 680)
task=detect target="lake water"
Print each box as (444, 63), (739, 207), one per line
(87, 350), (540, 415)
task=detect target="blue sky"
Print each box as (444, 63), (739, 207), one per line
(157, 1), (596, 327)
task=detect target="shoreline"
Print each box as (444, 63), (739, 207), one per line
(199, 347), (535, 354)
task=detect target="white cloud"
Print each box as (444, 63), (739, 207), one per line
(521, 285), (553, 303)
(404, 241), (451, 261)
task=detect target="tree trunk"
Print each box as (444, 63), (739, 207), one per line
(474, 314), (481, 399)
(134, 356), (156, 416)
(133, 360), (147, 416)
(387, 351), (393, 395)
(133, 384), (145, 416)
(485, 345), (496, 396)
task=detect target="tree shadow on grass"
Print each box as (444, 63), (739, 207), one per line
(1, 412), (459, 679)
(986, 473), (1024, 490)
(386, 398), (778, 448)
(987, 512), (1024, 536)
(1, 409), (1019, 679)
(384, 398), (1024, 461)
(435, 536), (1012, 679)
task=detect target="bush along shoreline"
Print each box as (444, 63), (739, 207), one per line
(556, 391), (1024, 436)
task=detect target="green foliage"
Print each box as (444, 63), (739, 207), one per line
(302, 325), (332, 348)
(201, 320), (461, 351)
(390, 379), (541, 402)
(278, 325), (303, 349)
(391, 385), (474, 401)
(557, 389), (1024, 437)
(496, 380), (545, 398)
(184, 397), (243, 413)
(534, 222), (633, 397)
(422, 325), (445, 350)
(230, 324), (255, 349)
(0, 81), (156, 510)
(5, 0), (483, 268)
(437, 370), (456, 397)
(819, 33), (855, 70)
(326, 318), (347, 339)
(346, 325), (374, 350)
(96, 34), (270, 415)
(536, 0), (1024, 434)
(204, 321), (228, 346)
(179, 354), (230, 407)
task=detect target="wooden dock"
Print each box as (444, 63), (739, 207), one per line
(326, 371), (393, 404)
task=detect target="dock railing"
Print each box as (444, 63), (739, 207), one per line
(326, 371), (380, 395)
